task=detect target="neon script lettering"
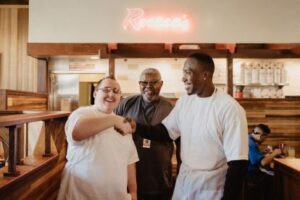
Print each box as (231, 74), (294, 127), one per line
(123, 8), (190, 32)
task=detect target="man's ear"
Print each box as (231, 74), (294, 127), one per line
(93, 91), (97, 98)
(160, 80), (163, 86)
(203, 71), (210, 80)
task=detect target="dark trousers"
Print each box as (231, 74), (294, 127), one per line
(246, 170), (274, 200)
(138, 193), (171, 200)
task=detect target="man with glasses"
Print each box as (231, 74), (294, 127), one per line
(58, 76), (137, 200)
(123, 53), (248, 200)
(115, 68), (181, 200)
(247, 124), (282, 200)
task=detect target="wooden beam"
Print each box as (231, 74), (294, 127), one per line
(226, 51), (233, 96)
(27, 43), (107, 58)
(107, 43), (118, 54)
(164, 43), (173, 54)
(233, 49), (300, 58)
(0, 0), (28, 5)
(108, 55), (115, 77)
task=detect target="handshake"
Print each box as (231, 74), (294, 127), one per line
(114, 116), (136, 135)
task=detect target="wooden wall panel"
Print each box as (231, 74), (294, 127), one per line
(0, 7), (38, 92)
(0, 89), (47, 111)
(238, 99), (300, 157)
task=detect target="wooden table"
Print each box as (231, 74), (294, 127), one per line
(274, 158), (300, 200)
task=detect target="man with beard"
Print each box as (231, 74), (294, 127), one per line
(124, 53), (248, 200)
(115, 68), (181, 200)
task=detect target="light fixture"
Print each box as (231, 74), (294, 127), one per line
(179, 44), (199, 50)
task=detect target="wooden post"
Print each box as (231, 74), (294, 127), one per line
(109, 55), (115, 78)
(4, 125), (20, 176)
(43, 120), (52, 157)
(227, 51), (233, 96)
(16, 126), (24, 165)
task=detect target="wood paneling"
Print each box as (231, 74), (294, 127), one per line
(238, 99), (300, 157)
(27, 43), (107, 58)
(0, 89), (47, 111)
(0, 7), (38, 92)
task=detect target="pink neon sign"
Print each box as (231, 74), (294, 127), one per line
(123, 8), (190, 32)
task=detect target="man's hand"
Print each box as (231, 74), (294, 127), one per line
(124, 117), (136, 133)
(114, 116), (132, 135)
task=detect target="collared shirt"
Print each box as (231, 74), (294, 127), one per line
(162, 90), (248, 200)
(248, 135), (264, 172)
(115, 95), (178, 194)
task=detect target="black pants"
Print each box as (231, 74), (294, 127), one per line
(246, 170), (274, 200)
(138, 193), (171, 200)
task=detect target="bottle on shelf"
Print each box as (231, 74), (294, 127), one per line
(240, 63), (245, 84)
(266, 63), (274, 85)
(274, 63), (281, 84)
(279, 63), (286, 84)
(234, 86), (243, 98)
(243, 87), (251, 98)
(244, 63), (252, 85)
(259, 63), (267, 85)
(251, 63), (259, 84)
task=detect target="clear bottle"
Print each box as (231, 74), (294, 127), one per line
(259, 63), (267, 85)
(266, 63), (274, 84)
(274, 63), (281, 84)
(244, 64), (252, 85)
(280, 63), (286, 84)
(240, 63), (245, 84)
(251, 63), (259, 84)
(243, 87), (251, 98)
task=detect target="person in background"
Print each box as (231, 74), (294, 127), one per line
(247, 123), (282, 200)
(115, 68), (181, 200)
(122, 53), (248, 200)
(57, 76), (138, 200)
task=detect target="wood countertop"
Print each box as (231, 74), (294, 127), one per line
(0, 111), (70, 127)
(274, 158), (300, 174)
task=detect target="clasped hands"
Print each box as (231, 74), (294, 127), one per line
(114, 116), (136, 135)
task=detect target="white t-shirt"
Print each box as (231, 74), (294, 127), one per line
(162, 90), (248, 200)
(57, 106), (139, 200)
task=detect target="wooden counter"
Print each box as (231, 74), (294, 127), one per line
(274, 158), (300, 200)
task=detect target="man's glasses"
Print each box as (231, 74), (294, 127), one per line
(96, 87), (121, 95)
(253, 131), (267, 136)
(139, 80), (160, 87)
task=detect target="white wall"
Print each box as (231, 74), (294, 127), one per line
(29, 0), (300, 43)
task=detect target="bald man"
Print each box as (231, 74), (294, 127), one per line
(115, 68), (181, 200)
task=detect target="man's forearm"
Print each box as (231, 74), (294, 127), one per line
(135, 123), (173, 142)
(222, 160), (248, 200)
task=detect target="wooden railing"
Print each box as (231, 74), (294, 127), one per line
(0, 111), (69, 198)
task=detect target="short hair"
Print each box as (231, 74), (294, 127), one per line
(188, 53), (215, 74)
(139, 68), (161, 81)
(256, 124), (271, 135)
(95, 75), (116, 88)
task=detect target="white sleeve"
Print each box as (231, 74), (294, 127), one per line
(65, 107), (88, 145)
(127, 135), (139, 164)
(222, 103), (249, 162)
(162, 98), (182, 140)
